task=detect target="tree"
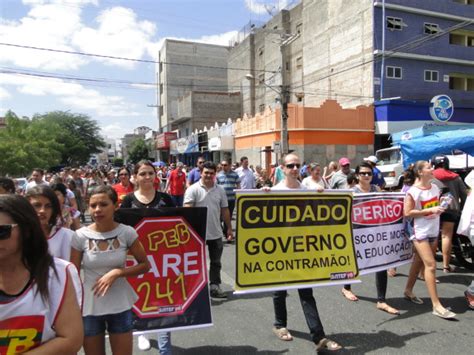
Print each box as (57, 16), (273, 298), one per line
(36, 111), (106, 165)
(112, 157), (124, 167)
(127, 139), (150, 164)
(0, 111), (63, 176)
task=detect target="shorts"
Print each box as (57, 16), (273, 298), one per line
(83, 309), (133, 337)
(410, 235), (438, 243)
(440, 211), (459, 223)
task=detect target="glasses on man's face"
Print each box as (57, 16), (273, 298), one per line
(359, 172), (373, 177)
(198, 161), (204, 165)
(221, 164), (228, 166)
(0, 224), (18, 240)
(286, 163), (301, 169)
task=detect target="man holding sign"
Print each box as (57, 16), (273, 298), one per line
(269, 154), (342, 352)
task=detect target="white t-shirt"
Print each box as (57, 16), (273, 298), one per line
(72, 224), (138, 316)
(48, 226), (76, 261)
(184, 181), (228, 240)
(272, 180), (307, 190)
(0, 258), (81, 353)
(301, 176), (328, 190)
(406, 184), (440, 240)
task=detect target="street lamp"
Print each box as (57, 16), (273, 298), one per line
(245, 74), (289, 155)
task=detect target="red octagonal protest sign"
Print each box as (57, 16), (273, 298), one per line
(128, 217), (207, 318)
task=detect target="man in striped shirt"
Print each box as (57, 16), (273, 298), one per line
(216, 160), (240, 238)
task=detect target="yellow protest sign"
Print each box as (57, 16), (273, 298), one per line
(235, 191), (359, 293)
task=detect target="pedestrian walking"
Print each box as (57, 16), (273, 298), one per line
(216, 160), (240, 234)
(165, 161), (187, 207)
(235, 156), (256, 189)
(187, 157), (205, 187)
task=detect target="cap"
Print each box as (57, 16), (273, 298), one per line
(364, 155), (378, 164)
(339, 157), (350, 166)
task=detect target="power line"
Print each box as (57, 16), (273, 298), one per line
(0, 42), (278, 74)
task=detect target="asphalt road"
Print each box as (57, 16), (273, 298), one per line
(78, 215), (473, 354)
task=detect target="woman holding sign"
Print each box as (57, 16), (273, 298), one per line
(403, 161), (456, 319)
(341, 163), (400, 315)
(120, 160), (176, 354)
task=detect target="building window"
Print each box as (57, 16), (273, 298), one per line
(386, 66), (402, 79)
(424, 23), (440, 35)
(453, 0), (474, 5)
(259, 104), (266, 113)
(296, 56), (303, 69)
(258, 73), (265, 84)
(449, 75), (474, 91)
(286, 61), (290, 71)
(424, 70), (439, 82)
(386, 16), (407, 31)
(449, 30), (474, 47)
(258, 46), (264, 56)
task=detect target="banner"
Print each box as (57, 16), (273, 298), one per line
(352, 193), (413, 275)
(115, 208), (212, 333)
(235, 191), (359, 293)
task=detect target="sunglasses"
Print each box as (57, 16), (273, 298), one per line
(286, 163), (301, 169)
(359, 172), (373, 176)
(198, 161), (204, 164)
(0, 224), (18, 240)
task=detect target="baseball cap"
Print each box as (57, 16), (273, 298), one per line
(364, 155), (378, 164)
(339, 157), (350, 166)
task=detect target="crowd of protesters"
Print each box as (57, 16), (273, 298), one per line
(0, 152), (473, 354)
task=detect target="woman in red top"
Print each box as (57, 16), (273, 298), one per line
(165, 162), (186, 207)
(112, 167), (135, 206)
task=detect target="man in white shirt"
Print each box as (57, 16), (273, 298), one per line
(184, 161), (233, 298)
(235, 156), (256, 190)
(25, 168), (49, 193)
(270, 153), (342, 352)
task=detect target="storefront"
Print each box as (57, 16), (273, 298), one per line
(169, 134), (201, 167)
(156, 132), (177, 163)
(208, 120), (235, 163)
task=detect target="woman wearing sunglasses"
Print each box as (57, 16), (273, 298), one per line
(340, 163), (400, 315)
(0, 194), (83, 353)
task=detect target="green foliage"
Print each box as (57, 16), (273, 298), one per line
(35, 111), (106, 165)
(112, 157), (124, 167)
(0, 111), (63, 176)
(128, 139), (150, 164)
(0, 110), (106, 176)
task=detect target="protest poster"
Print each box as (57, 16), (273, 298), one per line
(115, 207), (212, 333)
(352, 192), (413, 275)
(235, 191), (359, 293)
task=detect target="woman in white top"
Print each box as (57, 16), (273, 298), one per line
(0, 194), (83, 354)
(26, 185), (76, 261)
(71, 185), (150, 355)
(302, 163), (329, 191)
(403, 161), (456, 319)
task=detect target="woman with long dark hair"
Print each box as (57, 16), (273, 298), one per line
(403, 161), (456, 319)
(0, 194), (83, 353)
(26, 185), (76, 261)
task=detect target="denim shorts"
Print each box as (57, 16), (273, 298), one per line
(83, 309), (133, 337)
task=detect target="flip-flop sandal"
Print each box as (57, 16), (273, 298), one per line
(341, 289), (358, 301)
(404, 293), (424, 305)
(272, 327), (293, 341)
(316, 338), (342, 352)
(377, 302), (400, 315)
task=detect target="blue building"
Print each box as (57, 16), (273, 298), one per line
(372, 0), (474, 149)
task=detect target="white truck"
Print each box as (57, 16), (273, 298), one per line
(375, 146), (474, 190)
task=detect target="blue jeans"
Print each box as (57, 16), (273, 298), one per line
(83, 309), (133, 337)
(273, 288), (326, 344)
(158, 332), (171, 355)
(171, 195), (184, 207)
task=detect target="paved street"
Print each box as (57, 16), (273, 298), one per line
(80, 235), (473, 354)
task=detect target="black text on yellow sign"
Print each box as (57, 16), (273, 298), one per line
(235, 193), (359, 290)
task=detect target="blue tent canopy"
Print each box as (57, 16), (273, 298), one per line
(398, 127), (474, 168)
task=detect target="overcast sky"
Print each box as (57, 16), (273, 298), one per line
(0, 0), (294, 138)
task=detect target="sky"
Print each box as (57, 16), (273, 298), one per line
(0, 0), (297, 140)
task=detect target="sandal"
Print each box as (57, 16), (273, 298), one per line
(316, 338), (342, 352)
(432, 307), (456, 319)
(272, 327), (293, 341)
(377, 302), (400, 315)
(341, 288), (358, 301)
(404, 292), (424, 305)
(443, 266), (454, 273)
